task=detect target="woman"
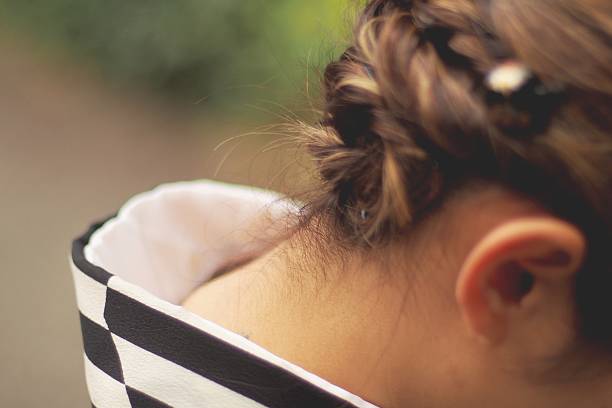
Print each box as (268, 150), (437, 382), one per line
(71, 0), (612, 407)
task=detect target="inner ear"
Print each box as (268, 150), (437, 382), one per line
(489, 262), (534, 305)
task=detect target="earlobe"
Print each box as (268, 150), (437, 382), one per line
(455, 217), (586, 346)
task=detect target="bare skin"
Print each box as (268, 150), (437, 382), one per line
(183, 186), (612, 408)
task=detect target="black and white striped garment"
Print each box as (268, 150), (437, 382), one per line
(70, 180), (379, 408)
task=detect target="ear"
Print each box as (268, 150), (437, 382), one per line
(455, 217), (586, 346)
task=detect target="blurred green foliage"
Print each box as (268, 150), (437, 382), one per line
(0, 0), (351, 111)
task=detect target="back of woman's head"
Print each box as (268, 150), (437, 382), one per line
(303, 0), (612, 350)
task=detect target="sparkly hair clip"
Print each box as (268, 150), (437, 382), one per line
(484, 60), (565, 138)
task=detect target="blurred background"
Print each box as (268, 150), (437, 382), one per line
(0, 1), (351, 406)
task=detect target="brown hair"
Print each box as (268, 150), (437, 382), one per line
(301, 0), (612, 346)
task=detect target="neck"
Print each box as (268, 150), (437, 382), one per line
(185, 228), (441, 407)
(183, 226), (612, 408)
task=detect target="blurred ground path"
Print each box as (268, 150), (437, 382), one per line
(0, 37), (249, 407)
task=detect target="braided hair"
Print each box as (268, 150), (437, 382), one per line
(301, 0), (612, 345)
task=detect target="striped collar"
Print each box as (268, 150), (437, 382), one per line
(70, 180), (379, 408)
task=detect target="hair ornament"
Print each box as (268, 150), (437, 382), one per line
(485, 60), (532, 96)
(483, 60), (565, 138)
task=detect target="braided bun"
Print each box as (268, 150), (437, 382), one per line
(302, 0), (612, 342)
(305, 0), (611, 241)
